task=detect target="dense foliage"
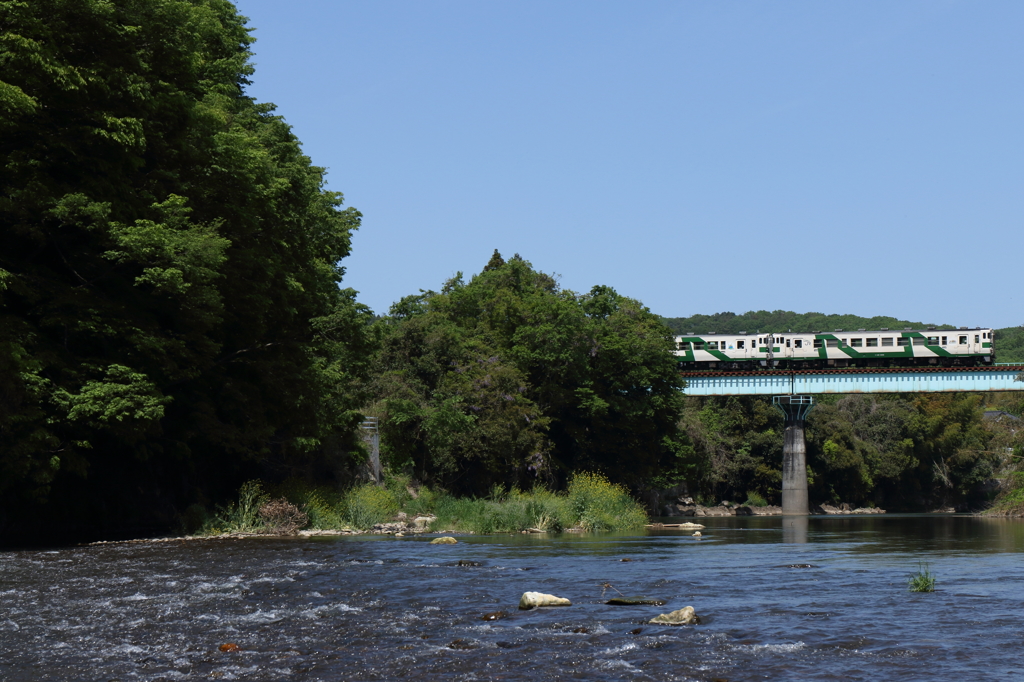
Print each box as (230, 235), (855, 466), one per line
(680, 393), (1022, 510)
(0, 0), (372, 539)
(367, 252), (693, 495)
(994, 326), (1024, 363)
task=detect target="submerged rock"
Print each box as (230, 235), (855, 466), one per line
(218, 643), (240, 652)
(481, 610), (508, 621)
(430, 536), (458, 545)
(649, 606), (699, 625)
(457, 560), (481, 567)
(606, 596), (667, 606)
(519, 591), (572, 609)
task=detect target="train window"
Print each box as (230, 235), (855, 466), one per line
(959, 336), (967, 344)
(866, 338), (878, 347)
(693, 342), (703, 350)
(898, 337), (911, 347)
(737, 340), (745, 349)
(786, 339), (791, 347)
(913, 337), (926, 346)
(677, 341), (689, 351)
(926, 337), (939, 345)
(826, 339), (838, 348)
(881, 338), (894, 347)
(851, 338), (863, 347)
(975, 335), (980, 343)
(941, 336), (948, 345)
(794, 339), (803, 349)
(813, 339), (823, 349)
(708, 341), (718, 350)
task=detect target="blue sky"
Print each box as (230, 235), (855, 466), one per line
(234, 0), (1023, 328)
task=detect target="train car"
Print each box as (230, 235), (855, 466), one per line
(673, 328), (994, 370)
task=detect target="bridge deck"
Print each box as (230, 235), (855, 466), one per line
(680, 366), (1024, 396)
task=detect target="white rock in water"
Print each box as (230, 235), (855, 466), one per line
(692, 531), (702, 537)
(519, 592), (572, 609)
(430, 536), (457, 544)
(678, 522), (704, 529)
(413, 516), (436, 530)
(649, 606), (698, 625)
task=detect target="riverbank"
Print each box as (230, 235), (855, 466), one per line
(185, 473), (649, 539)
(661, 501), (887, 516)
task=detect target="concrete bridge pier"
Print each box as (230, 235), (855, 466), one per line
(773, 395), (814, 515)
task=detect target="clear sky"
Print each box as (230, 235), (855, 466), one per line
(234, 0), (1023, 328)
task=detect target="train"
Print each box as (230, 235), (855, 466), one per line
(673, 327), (994, 370)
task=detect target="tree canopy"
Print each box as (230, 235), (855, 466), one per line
(368, 254), (694, 495)
(0, 0), (372, 538)
(661, 311), (948, 335)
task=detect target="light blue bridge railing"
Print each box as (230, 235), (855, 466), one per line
(681, 366), (1024, 396)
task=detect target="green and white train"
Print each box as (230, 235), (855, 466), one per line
(673, 328), (994, 370)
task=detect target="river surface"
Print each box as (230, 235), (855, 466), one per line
(3, 514), (1024, 681)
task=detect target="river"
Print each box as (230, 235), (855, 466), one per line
(2, 514), (1024, 681)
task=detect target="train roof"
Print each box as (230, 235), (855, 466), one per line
(674, 327), (991, 337)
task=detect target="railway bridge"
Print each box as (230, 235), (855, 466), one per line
(679, 366), (1024, 515)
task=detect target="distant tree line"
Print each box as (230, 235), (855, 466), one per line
(681, 392), (1022, 510)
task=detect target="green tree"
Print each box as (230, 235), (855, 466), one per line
(0, 0), (369, 539)
(369, 253), (691, 494)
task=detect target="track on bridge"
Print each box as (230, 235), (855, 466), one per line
(678, 365), (1024, 396)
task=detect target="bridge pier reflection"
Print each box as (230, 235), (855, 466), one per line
(782, 514), (809, 543)
(773, 395), (814, 515)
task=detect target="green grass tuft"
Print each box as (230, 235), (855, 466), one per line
(908, 563), (936, 592)
(744, 491), (768, 507)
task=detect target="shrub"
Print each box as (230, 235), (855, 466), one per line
(744, 491), (768, 507)
(258, 498), (308, 535)
(178, 503), (209, 536)
(345, 484), (399, 528)
(566, 472), (648, 531)
(271, 478), (347, 529)
(202, 480), (269, 534)
(300, 489), (347, 529)
(986, 471), (1024, 516)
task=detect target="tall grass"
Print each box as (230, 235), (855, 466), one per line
(744, 491), (768, 508)
(908, 563), (936, 592)
(196, 471), (648, 535)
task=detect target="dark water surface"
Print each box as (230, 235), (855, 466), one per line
(3, 515), (1024, 681)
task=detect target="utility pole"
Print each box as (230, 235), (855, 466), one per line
(359, 417), (381, 485)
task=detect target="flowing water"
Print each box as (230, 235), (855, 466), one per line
(3, 515), (1024, 681)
